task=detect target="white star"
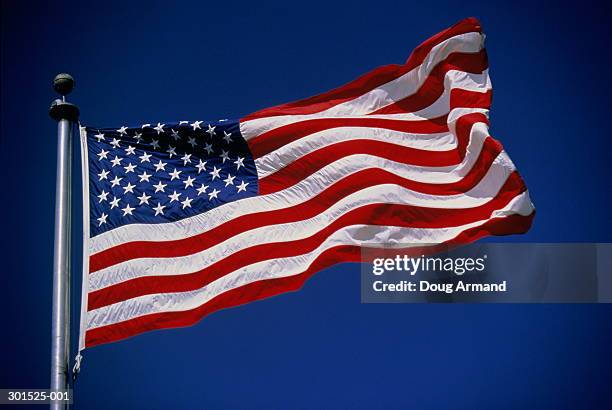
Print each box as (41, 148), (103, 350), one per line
(209, 166), (221, 180)
(203, 143), (214, 154)
(168, 190), (181, 202)
(167, 145), (177, 158)
(97, 149), (109, 161)
(109, 196), (121, 209)
(123, 162), (136, 173)
(187, 136), (197, 148)
(181, 197), (193, 209)
(117, 126), (128, 135)
(171, 129), (181, 140)
(139, 152), (152, 163)
(122, 182), (136, 194)
(154, 160), (167, 172)
(133, 132), (143, 143)
(191, 120), (203, 130)
(141, 123), (151, 129)
(169, 168), (182, 180)
(110, 156), (123, 167)
(236, 180), (249, 193)
(233, 156), (245, 170)
(121, 203), (135, 216)
(154, 122), (165, 134)
(181, 153), (192, 165)
(110, 138), (121, 148)
(110, 176), (123, 187)
(222, 131), (232, 144)
(206, 124), (216, 136)
(208, 188), (220, 200)
(125, 145), (136, 155)
(98, 169), (110, 181)
(94, 132), (105, 142)
(137, 192), (151, 205)
(153, 202), (166, 216)
(196, 184), (209, 196)
(195, 159), (207, 173)
(183, 176), (195, 188)
(179, 120), (189, 125)
(97, 212), (108, 226)
(223, 173), (236, 187)
(138, 171), (151, 182)
(97, 190), (109, 202)
(150, 139), (160, 150)
(153, 181), (167, 193)
(220, 150), (230, 163)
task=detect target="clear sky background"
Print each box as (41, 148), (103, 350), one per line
(1, 1), (611, 409)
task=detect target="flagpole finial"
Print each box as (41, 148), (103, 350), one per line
(53, 73), (75, 96)
(49, 73), (79, 122)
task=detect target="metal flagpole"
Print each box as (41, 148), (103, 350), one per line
(49, 74), (79, 410)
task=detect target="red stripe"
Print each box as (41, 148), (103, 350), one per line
(241, 17), (482, 121)
(454, 112), (489, 158)
(88, 173), (525, 311)
(450, 88), (492, 110)
(370, 49), (488, 115)
(90, 135), (501, 273)
(248, 116), (449, 159)
(85, 211), (533, 348)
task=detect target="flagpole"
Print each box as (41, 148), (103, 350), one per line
(49, 74), (79, 410)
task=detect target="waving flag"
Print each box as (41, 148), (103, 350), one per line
(78, 17), (535, 349)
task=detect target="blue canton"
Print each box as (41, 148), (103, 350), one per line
(86, 120), (258, 236)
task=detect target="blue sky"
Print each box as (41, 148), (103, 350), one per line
(1, 1), (611, 409)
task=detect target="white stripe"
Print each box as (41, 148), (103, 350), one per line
(445, 69), (491, 93)
(90, 150), (515, 291)
(86, 190), (533, 330)
(255, 127), (457, 179)
(408, 70), (491, 121)
(371, 69), (491, 122)
(240, 32), (484, 139)
(90, 120), (492, 254)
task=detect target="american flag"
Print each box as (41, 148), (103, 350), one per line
(78, 17), (535, 349)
